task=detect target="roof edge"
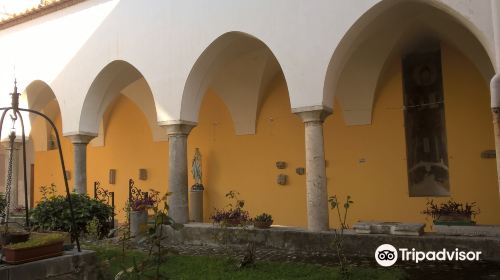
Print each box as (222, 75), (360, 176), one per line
(0, 0), (88, 31)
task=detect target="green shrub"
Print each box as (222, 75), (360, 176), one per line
(30, 193), (113, 238)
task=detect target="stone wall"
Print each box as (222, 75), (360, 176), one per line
(162, 223), (500, 262)
(0, 250), (96, 280)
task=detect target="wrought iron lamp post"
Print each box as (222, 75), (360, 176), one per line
(0, 81), (81, 252)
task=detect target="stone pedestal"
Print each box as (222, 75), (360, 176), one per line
(67, 134), (95, 194)
(294, 107), (331, 232)
(190, 188), (204, 222)
(130, 210), (148, 238)
(164, 121), (196, 224)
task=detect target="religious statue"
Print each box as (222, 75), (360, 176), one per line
(191, 148), (204, 190)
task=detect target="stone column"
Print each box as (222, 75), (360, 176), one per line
(491, 74), (500, 193)
(492, 1), (500, 194)
(2, 140), (21, 212)
(67, 134), (95, 194)
(164, 121), (196, 224)
(294, 106), (332, 232)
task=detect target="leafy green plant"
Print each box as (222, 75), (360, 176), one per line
(211, 190), (250, 225)
(210, 190), (258, 270)
(40, 183), (57, 200)
(329, 195), (354, 278)
(85, 216), (101, 241)
(30, 193), (113, 238)
(4, 233), (63, 249)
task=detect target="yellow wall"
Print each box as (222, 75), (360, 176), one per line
(33, 43), (499, 229)
(34, 114), (73, 199)
(324, 44), (497, 229)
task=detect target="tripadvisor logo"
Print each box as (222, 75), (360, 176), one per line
(375, 244), (482, 267)
(375, 244), (398, 267)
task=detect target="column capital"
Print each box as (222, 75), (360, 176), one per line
(161, 120), (197, 136)
(292, 105), (332, 124)
(66, 133), (96, 144)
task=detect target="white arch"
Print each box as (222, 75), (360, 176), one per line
(179, 31), (285, 135)
(19, 80), (60, 151)
(75, 60), (160, 141)
(324, 0), (495, 125)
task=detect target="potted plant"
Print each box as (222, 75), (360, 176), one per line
(2, 233), (64, 264)
(422, 199), (480, 226)
(210, 190), (249, 226)
(253, 213), (273, 229)
(129, 190), (159, 237)
(211, 207), (250, 226)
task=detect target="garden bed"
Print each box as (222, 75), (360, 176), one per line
(88, 245), (405, 280)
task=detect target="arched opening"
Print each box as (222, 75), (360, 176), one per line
(15, 80), (63, 207)
(31, 61), (166, 221)
(79, 60), (162, 138)
(324, 0), (494, 126)
(181, 31), (285, 135)
(183, 32), (308, 226)
(321, 0), (499, 227)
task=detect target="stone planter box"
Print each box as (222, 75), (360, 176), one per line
(433, 214), (475, 226)
(2, 241), (63, 264)
(130, 210), (148, 237)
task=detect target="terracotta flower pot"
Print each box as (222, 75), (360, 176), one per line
(2, 241), (63, 264)
(223, 218), (243, 226)
(254, 221), (273, 229)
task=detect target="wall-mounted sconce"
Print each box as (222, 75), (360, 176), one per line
(276, 161), (287, 169)
(139, 169), (148, 180)
(109, 169), (116, 184)
(296, 167), (305, 175)
(277, 174), (287, 185)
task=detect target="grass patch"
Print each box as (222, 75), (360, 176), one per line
(87, 245), (407, 280)
(4, 233), (63, 249)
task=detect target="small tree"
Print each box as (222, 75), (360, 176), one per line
(116, 191), (183, 280)
(329, 195), (353, 278)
